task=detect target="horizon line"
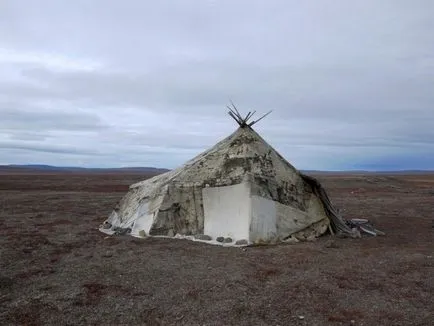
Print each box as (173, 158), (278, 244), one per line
(1, 164), (433, 173)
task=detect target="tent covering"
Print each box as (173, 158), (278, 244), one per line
(100, 120), (358, 245)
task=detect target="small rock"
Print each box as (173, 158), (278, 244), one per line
(138, 230), (146, 237)
(102, 221), (112, 229)
(235, 239), (248, 245)
(216, 237), (224, 243)
(283, 236), (299, 244)
(102, 251), (113, 258)
(298, 315), (305, 320)
(113, 227), (131, 235)
(350, 320), (355, 324)
(306, 235), (317, 242)
(167, 229), (175, 237)
(194, 234), (212, 241)
(223, 237), (233, 243)
(351, 228), (362, 238)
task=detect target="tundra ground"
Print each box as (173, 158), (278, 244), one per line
(0, 172), (433, 325)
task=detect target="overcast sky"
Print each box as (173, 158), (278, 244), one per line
(1, 0), (433, 170)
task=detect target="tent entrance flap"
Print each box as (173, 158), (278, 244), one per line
(202, 183), (250, 241)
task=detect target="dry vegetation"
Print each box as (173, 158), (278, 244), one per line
(0, 172), (433, 325)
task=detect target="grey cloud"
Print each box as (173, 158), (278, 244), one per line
(6, 131), (49, 141)
(0, 140), (200, 168)
(0, 0), (433, 170)
(0, 141), (103, 155)
(9, 59), (434, 123)
(0, 102), (108, 132)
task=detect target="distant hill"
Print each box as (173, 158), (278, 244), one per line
(0, 165), (432, 175)
(302, 169), (434, 175)
(0, 164), (170, 175)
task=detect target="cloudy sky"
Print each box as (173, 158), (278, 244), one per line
(1, 0), (433, 170)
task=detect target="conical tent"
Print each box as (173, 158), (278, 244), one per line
(100, 109), (357, 245)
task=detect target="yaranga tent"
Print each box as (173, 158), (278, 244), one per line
(100, 106), (358, 245)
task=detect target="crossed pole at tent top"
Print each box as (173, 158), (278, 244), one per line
(227, 101), (272, 128)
